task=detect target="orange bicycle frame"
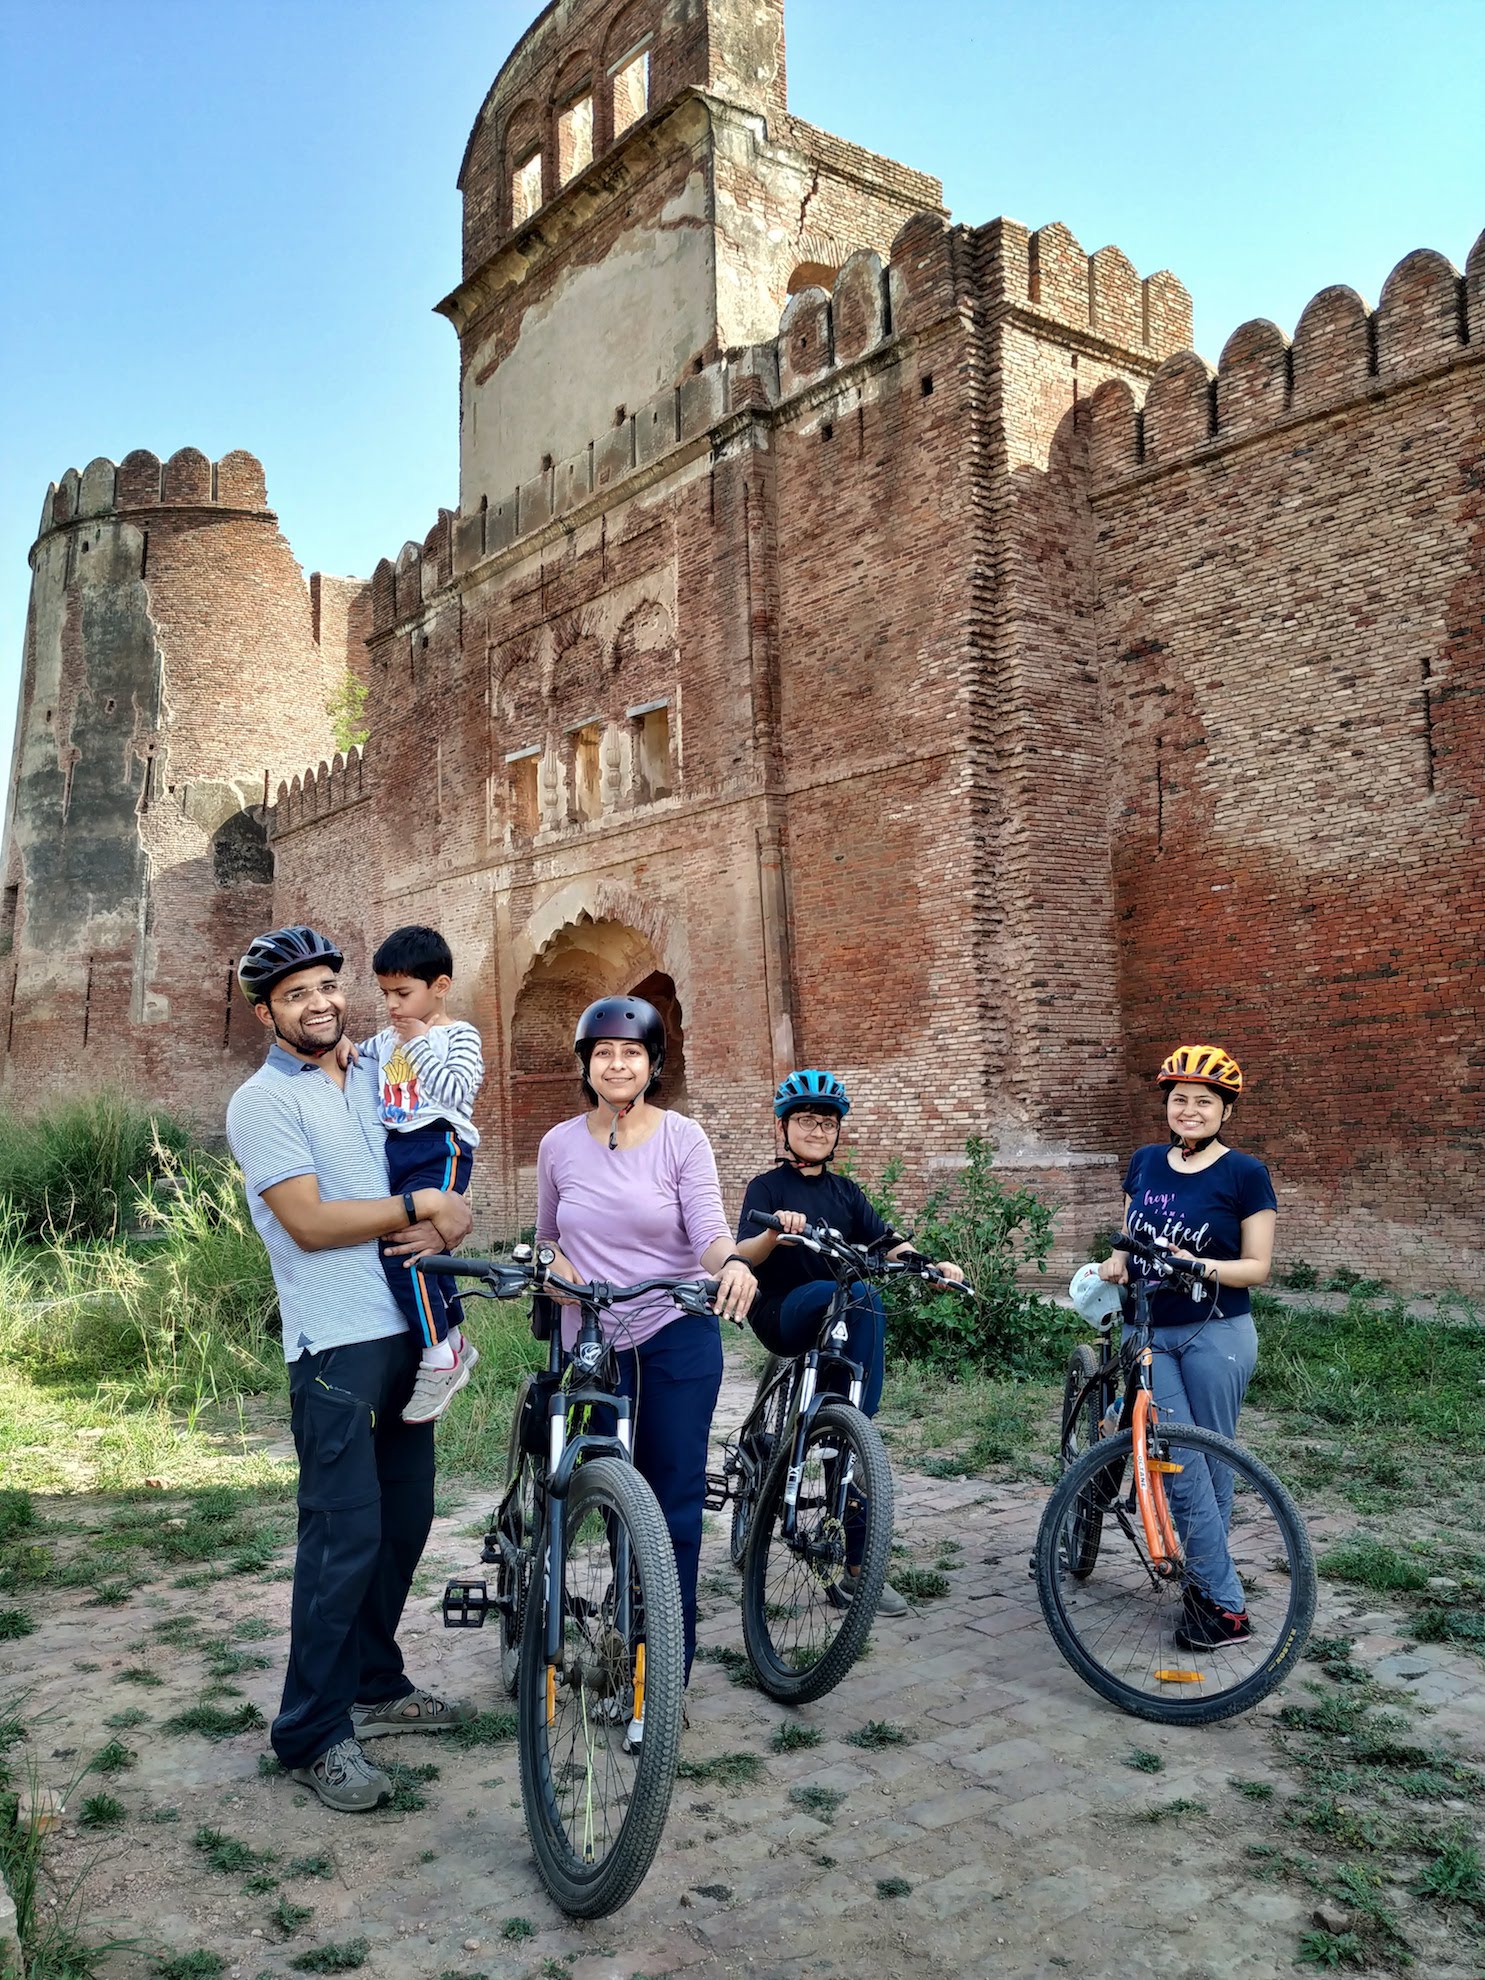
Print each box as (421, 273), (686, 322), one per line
(1130, 1352), (1182, 1575)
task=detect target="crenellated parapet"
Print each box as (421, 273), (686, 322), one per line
(269, 746), (370, 841)
(1087, 228), (1485, 491)
(32, 448), (272, 548)
(378, 208), (1189, 634)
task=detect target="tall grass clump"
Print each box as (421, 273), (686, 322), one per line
(859, 1139), (1066, 1376)
(0, 1091), (193, 1241)
(0, 1134), (281, 1421)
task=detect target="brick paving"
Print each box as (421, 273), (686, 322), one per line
(6, 1358), (1484, 1978)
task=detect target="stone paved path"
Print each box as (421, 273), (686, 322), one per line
(6, 1355), (1484, 1979)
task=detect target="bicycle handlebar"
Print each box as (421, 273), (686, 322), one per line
(414, 1253), (724, 1318)
(747, 1209), (975, 1299)
(1110, 1229), (1214, 1299)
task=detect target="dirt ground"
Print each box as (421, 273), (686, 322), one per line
(5, 1355), (1484, 1980)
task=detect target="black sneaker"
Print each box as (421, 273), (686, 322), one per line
(1173, 1586), (1252, 1651)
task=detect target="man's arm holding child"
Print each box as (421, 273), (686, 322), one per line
(261, 1175), (472, 1255)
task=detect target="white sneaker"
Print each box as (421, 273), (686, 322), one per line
(402, 1355), (472, 1424)
(455, 1334), (480, 1374)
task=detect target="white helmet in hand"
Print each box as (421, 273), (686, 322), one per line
(1070, 1262), (1123, 1325)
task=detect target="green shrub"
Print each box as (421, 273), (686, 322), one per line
(860, 1140), (1057, 1376)
(1280, 1260), (1319, 1290)
(0, 1093), (193, 1241)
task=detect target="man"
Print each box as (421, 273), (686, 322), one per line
(225, 924), (475, 1811)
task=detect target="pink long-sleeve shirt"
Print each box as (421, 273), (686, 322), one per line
(535, 1110), (731, 1349)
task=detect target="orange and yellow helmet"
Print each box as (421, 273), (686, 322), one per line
(1156, 1044), (1243, 1096)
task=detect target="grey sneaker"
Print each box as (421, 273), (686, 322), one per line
(288, 1737), (392, 1813)
(352, 1686), (476, 1738)
(401, 1355), (472, 1424)
(829, 1574), (909, 1617)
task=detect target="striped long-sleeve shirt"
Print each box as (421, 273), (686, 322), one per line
(358, 1020), (484, 1150)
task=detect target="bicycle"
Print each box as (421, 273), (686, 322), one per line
(1032, 1229), (1316, 1724)
(430, 1246), (720, 1917)
(714, 1211), (972, 1703)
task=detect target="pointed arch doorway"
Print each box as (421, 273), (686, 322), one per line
(508, 915), (687, 1221)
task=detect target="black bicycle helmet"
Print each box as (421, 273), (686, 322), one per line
(238, 926), (344, 1006)
(573, 995), (666, 1077)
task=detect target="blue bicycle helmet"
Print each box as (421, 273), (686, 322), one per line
(773, 1069), (851, 1119)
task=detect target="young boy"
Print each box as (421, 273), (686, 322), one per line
(353, 925), (485, 1424)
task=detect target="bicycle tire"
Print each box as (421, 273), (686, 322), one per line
(741, 1400), (893, 1705)
(499, 1374), (538, 1696)
(517, 1456), (684, 1918)
(1034, 1422), (1316, 1726)
(1060, 1344), (1110, 1579)
(729, 1355), (790, 1567)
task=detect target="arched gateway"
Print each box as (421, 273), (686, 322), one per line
(508, 914), (687, 1219)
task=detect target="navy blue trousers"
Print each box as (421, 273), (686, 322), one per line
(380, 1124), (474, 1348)
(606, 1313), (724, 1683)
(273, 1334), (435, 1769)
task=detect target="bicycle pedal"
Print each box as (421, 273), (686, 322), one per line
(703, 1470), (731, 1511)
(442, 1578), (492, 1629)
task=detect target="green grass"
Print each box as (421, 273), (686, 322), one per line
(1125, 1749), (1164, 1774)
(675, 1752), (766, 1790)
(78, 1791), (127, 1830)
(271, 1896), (314, 1934)
(289, 1941), (368, 1974)
(845, 1721), (912, 1750)
(501, 1918), (534, 1942)
(163, 1701), (267, 1740)
(771, 1722), (822, 1753)
(448, 1709), (517, 1748)
(89, 1738), (137, 1775)
(193, 1826), (276, 1875)
(0, 1093), (194, 1243)
(788, 1784), (845, 1822)
(287, 1853), (335, 1880)
(156, 1955), (227, 1980)
(876, 1876), (912, 1900)
(1136, 1798), (1208, 1823)
(380, 1761), (439, 1813)
(694, 1644), (758, 1688)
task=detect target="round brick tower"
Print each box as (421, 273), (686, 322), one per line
(0, 447), (363, 1123)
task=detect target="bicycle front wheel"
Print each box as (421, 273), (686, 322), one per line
(1034, 1423), (1316, 1725)
(741, 1400), (893, 1705)
(729, 1355), (791, 1567)
(518, 1457), (684, 1917)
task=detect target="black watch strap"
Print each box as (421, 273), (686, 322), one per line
(402, 1191), (418, 1227)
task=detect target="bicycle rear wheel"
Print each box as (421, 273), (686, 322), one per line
(1034, 1423), (1315, 1725)
(1059, 1344), (1112, 1579)
(741, 1400), (893, 1705)
(729, 1355), (791, 1567)
(518, 1457), (684, 1917)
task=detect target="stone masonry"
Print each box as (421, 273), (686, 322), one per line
(4, 0), (1481, 1284)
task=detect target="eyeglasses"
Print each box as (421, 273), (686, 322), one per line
(787, 1111), (839, 1130)
(276, 977), (345, 1008)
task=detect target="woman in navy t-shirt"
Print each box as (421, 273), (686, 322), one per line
(1098, 1044), (1277, 1649)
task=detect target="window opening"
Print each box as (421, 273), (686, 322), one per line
(0, 885), (18, 960)
(630, 701), (672, 801)
(512, 147), (543, 225)
(557, 90), (594, 183)
(611, 44), (650, 136)
(569, 723), (603, 823)
(506, 747), (541, 837)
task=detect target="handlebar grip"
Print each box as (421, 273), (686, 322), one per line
(411, 1254), (479, 1278)
(747, 1209), (784, 1232)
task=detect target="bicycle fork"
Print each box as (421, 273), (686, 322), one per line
(1130, 1358), (1183, 1578)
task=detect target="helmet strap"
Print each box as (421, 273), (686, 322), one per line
(602, 1095), (637, 1152)
(781, 1116), (840, 1170)
(1170, 1130), (1220, 1161)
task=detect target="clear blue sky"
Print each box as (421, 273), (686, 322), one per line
(2, 0), (1481, 781)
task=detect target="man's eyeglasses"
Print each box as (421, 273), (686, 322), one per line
(787, 1110), (839, 1130)
(276, 977), (345, 1008)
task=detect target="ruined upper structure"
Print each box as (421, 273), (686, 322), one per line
(4, 0), (1481, 1284)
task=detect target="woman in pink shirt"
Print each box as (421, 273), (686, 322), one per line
(536, 995), (756, 1682)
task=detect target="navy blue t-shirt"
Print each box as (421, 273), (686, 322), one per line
(1121, 1144), (1277, 1327)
